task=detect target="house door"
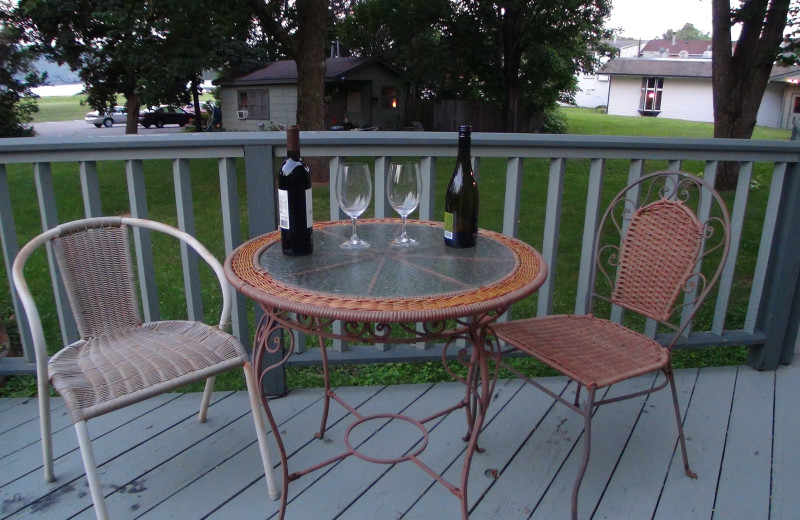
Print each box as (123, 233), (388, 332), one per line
(790, 94), (800, 131)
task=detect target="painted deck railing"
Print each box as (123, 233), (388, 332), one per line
(1, 132), (799, 395)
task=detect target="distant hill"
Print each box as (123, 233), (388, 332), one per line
(33, 58), (81, 85)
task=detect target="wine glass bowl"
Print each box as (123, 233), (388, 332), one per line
(336, 162), (372, 249)
(387, 161), (422, 247)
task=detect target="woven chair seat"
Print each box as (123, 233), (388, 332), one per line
(493, 314), (668, 389)
(50, 320), (248, 423)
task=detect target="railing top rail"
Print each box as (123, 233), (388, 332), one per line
(2, 132), (799, 164)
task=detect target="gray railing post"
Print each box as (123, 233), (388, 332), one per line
(749, 162), (800, 369)
(243, 144), (286, 396)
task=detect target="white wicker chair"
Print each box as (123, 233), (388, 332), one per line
(12, 216), (279, 520)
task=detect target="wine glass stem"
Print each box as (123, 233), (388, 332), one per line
(350, 217), (358, 241)
(400, 216), (407, 239)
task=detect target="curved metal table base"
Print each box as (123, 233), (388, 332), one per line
(252, 308), (502, 520)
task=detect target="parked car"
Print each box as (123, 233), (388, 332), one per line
(138, 106), (193, 128)
(183, 101), (213, 115)
(84, 106), (128, 127)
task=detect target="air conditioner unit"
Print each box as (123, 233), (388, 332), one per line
(237, 110), (248, 119)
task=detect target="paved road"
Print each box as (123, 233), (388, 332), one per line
(33, 119), (192, 138)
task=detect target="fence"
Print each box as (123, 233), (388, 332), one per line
(1, 131), (799, 395)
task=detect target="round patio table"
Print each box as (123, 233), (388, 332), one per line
(224, 219), (547, 519)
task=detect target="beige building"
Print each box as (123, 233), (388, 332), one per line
(215, 57), (406, 131)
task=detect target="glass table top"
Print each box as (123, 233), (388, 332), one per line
(259, 221), (516, 299)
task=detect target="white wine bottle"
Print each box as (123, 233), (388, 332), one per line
(444, 125), (478, 248)
(279, 125), (313, 256)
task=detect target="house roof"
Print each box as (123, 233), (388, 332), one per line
(640, 39), (714, 56)
(216, 57), (402, 86)
(600, 58), (800, 83)
(600, 58), (713, 78)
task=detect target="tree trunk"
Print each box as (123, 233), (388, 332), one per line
(712, 0), (790, 190)
(124, 91), (140, 135)
(501, 6), (522, 133)
(294, 0), (328, 182)
(192, 78), (203, 133)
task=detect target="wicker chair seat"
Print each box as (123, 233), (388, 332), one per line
(493, 314), (668, 389)
(50, 320), (248, 423)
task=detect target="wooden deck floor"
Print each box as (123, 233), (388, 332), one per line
(1, 360), (798, 520)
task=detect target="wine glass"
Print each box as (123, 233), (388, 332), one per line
(336, 162), (372, 249)
(387, 161), (422, 247)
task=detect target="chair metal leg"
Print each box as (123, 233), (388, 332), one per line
(571, 386), (596, 520)
(74, 421), (109, 520)
(38, 379), (55, 483)
(244, 363), (281, 500)
(665, 367), (697, 478)
(198, 376), (216, 423)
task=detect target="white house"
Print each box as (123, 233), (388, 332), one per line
(573, 38), (648, 108)
(600, 58), (800, 130)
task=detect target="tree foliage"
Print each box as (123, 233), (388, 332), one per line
(335, 0), (454, 98)
(249, 0), (330, 135)
(338, 0), (612, 132)
(0, 0), (44, 138)
(18, 0), (256, 134)
(663, 23), (712, 41)
(712, 0), (797, 189)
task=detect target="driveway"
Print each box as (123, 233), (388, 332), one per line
(33, 119), (193, 138)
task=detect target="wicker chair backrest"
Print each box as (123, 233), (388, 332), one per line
(53, 224), (142, 338)
(611, 199), (704, 322)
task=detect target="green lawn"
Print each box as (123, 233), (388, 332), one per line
(564, 106), (791, 140)
(30, 93), (216, 123)
(31, 94), (92, 122)
(0, 107), (783, 396)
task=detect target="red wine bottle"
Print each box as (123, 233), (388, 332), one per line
(444, 125), (478, 248)
(279, 125), (313, 256)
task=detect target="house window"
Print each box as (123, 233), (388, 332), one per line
(238, 90), (270, 119)
(381, 86), (398, 109)
(640, 77), (663, 115)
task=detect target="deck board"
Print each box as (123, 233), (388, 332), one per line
(713, 368), (775, 520)
(771, 360), (800, 519)
(1, 363), (799, 520)
(653, 366), (738, 520)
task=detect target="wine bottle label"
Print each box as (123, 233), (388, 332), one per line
(444, 211), (453, 239)
(278, 189), (290, 229)
(305, 188), (313, 228)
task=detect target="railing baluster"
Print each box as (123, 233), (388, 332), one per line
(173, 158), (202, 321)
(611, 159), (645, 324)
(537, 157), (566, 317)
(744, 162), (786, 333)
(0, 165), (33, 361)
(243, 144), (284, 395)
(679, 160), (719, 335)
(35, 161), (79, 346)
(218, 157), (248, 343)
(126, 159), (159, 322)
(79, 161), (103, 217)
(374, 156), (389, 218)
(419, 156), (436, 221)
(575, 158), (605, 315)
(327, 156), (346, 352)
(502, 157), (524, 238)
(712, 161), (753, 335)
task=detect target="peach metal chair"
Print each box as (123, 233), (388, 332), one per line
(12, 216), (279, 520)
(491, 171), (730, 520)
